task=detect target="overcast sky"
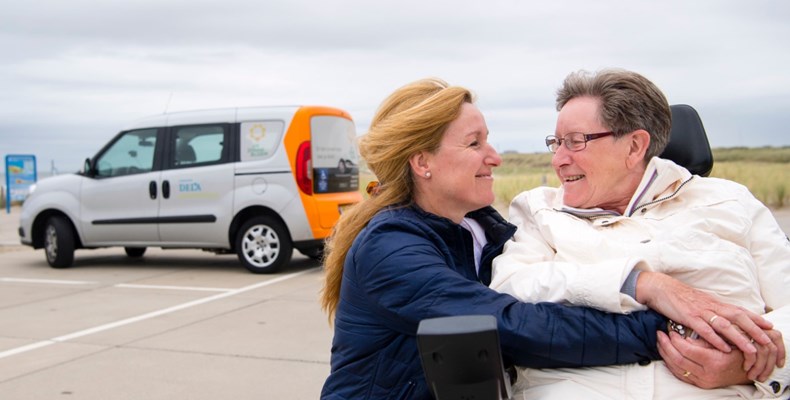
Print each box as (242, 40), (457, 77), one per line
(2, 0), (789, 177)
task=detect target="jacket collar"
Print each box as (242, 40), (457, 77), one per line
(406, 203), (516, 246)
(560, 157), (693, 218)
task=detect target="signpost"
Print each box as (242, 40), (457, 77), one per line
(5, 154), (37, 214)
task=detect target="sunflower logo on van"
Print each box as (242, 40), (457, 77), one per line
(246, 123), (269, 158)
(240, 121), (284, 161)
(248, 124), (266, 142)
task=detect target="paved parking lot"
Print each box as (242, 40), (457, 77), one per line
(1, 206), (788, 399)
(0, 207), (333, 399)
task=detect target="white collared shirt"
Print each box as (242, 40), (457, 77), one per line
(460, 217), (488, 274)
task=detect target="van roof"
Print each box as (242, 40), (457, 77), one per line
(123, 106), (306, 130)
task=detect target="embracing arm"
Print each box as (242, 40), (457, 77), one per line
(355, 221), (667, 369)
(490, 191), (646, 313)
(495, 189), (780, 370)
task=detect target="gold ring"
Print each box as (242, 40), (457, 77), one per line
(683, 370), (692, 377)
(709, 315), (719, 324)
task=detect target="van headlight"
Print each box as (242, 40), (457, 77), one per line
(26, 184), (37, 198)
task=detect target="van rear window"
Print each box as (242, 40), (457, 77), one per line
(311, 116), (360, 193)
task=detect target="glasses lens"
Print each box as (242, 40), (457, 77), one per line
(566, 133), (586, 151)
(545, 136), (559, 152)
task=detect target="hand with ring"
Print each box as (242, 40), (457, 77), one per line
(658, 327), (785, 388)
(635, 271), (781, 373)
(658, 330), (750, 388)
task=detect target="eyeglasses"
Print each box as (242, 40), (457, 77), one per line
(545, 131), (615, 153)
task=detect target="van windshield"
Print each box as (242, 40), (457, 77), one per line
(310, 116), (360, 193)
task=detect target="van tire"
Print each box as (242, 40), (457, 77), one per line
(236, 216), (292, 274)
(44, 216), (75, 268)
(125, 247), (147, 258)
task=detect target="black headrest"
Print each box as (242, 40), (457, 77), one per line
(417, 315), (512, 400)
(659, 104), (713, 177)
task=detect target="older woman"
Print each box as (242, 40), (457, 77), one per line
(319, 78), (677, 400)
(491, 69), (789, 398)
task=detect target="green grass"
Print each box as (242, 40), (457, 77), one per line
(712, 146), (790, 163)
(360, 147), (790, 209)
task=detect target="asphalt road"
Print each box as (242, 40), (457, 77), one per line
(0, 206), (332, 399)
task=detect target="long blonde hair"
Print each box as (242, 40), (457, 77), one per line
(320, 78), (474, 319)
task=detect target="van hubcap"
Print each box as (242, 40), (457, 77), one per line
(242, 225), (280, 267)
(45, 225), (58, 260)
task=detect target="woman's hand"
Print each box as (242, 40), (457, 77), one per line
(635, 271), (783, 372)
(657, 330), (748, 388)
(658, 328), (785, 387)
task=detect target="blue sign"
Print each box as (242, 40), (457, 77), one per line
(5, 154), (37, 214)
(317, 168), (329, 193)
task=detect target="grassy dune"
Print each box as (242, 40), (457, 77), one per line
(360, 146), (790, 210)
(708, 147), (789, 208)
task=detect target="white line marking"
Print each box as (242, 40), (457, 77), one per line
(0, 277), (99, 285)
(0, 341), (55, 358)
(0, 268), (316, 360)
(114, 283), (233, 292)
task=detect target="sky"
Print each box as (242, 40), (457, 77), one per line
(1, 0), (789, 177)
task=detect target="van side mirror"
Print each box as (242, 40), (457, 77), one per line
(83, 158), (96, 177)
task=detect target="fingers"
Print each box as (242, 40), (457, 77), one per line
(710, 308), (783, 374)
(657, 331), (697, 385)
(749, 329), (783, 382)
(708, 312), (758, 371)
(685, 314), (733, 354)
(701, 313), (783, 381)
(751, 339), (777, 382)
(725, 309), (772, 345)
(659, 330), (753, 388)
(770, 329), (786, 368)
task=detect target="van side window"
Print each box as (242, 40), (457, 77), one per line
(240, 121), (285, 161)
(171, 125), (228, 168)
(96, 128), (157, 178)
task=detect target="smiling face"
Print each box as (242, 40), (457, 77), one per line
(413, 102), (501, 222)
(552, 96), (645, 213)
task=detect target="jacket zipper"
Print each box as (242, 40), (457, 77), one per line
(629, 175), (695, 217)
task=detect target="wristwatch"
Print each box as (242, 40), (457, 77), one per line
(667, 320), (699, 339)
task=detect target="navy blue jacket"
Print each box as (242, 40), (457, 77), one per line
(321, 205), (666, 399)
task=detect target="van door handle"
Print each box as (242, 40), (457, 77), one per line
(149, 181), (157, 199)
(162, 180), (170, 199)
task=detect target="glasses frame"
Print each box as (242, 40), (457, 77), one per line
(545, 131), (615, 153)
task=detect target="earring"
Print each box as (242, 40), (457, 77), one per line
(425, 171), (431, 178)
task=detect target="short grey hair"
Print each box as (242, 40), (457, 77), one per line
(556, 69), (672, 161)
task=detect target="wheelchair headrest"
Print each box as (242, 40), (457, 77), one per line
(659, 104), (713, 177)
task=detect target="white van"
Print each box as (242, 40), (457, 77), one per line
(19, 106), (362, 273)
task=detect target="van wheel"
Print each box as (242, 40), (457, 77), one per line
(125, 247), (147, 258)
(44, 216), (75, 268)
(236, 216), (292, 274)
